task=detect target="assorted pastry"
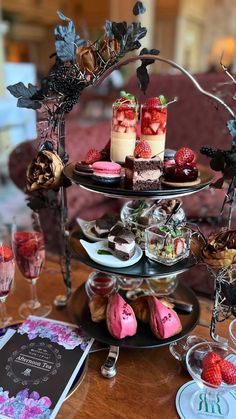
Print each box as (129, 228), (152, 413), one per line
(91, 214), (120, 238)
(201, 229), (236, 268)
(163, 147), (200, 186)
(108, 222), (136, 261)
(140, 95), (168, 161)
(73, 92), (203, 191)
(120, 198), (186, 248)
(88, 291), (182, 340)
(124, 140), (162, 191)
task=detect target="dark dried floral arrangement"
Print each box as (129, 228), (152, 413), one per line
(7, 2), (158, 117)
(200, 64), (236, 189)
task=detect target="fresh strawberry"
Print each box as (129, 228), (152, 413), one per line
(14, 232), (32, 243)
(219, 359), (236, 385)
(116, 111), (125, 122)
(125, 110), (135, 120)
(145, 97), (161, 107)
(201, 352), (221, 369)
(19, 238), (42, 258)
(142, 127), (153, 135)
(150, 123), (160, 134)
(174, 238), (185, 256)
(0, 245), (14, 262)
(83, 148), (101, 165)
(201, 364), (222, 387)
(134, 140), (152, 159)
(174, 147), (196, 166)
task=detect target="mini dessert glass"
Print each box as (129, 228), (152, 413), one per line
(120, 200), (166, 249)
(111, 98), (138, 164)
(148, 274), (178, 295)
(140, 101), (167, 160)
(85, 271), (117, 299)
(145, 225), (192, 265)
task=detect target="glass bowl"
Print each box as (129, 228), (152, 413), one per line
(120, 199), (186, 228)
(117, 276), (143, 290)
(229, 318), (236, 345)
(148, 275), (178, 295)
(186, 341), (236, 417)
(145, 225), (191, 266)
(85, 271), (117, 299)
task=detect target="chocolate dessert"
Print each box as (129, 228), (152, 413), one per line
(125, 156), (162, 191)
(108, 222), (135, 260)
(93, 215), (119, 238)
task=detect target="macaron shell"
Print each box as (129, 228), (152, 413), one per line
(92, 161), (121, 175)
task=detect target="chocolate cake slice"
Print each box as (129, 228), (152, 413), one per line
(93, 215), (119, 238)
(125, 156), (162, 191)
(108, 222), (135, 260)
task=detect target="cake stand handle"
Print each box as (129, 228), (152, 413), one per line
(100, 345), (119, 378)
(96, 54), (235, 119)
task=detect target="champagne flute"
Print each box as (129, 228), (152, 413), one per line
(0, 225), (15, 327)
(12, 212), (52, 319)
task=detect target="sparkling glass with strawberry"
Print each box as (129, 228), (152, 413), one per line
(0, 225), (15, 327)
(140, 95), (168, 160)
(111, 90), (138, 164)
(12, 212), (52, 319)
(186, 341), (236, 417)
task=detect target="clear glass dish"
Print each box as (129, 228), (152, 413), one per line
(85, 271), (117, 299)
(145, 225), (191, 265)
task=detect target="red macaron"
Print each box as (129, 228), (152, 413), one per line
(92, 161), (122, 185)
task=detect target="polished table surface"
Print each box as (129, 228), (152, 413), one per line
(7, 258), (233, 419)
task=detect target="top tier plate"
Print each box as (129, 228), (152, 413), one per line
(64, 163), (213, 200)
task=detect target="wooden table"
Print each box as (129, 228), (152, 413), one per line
(7, 258), (233, 419)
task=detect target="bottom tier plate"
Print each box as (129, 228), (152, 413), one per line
(69, 282), (200, 349)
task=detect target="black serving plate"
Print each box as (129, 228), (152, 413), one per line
(69, 283), (200, 348)
(64, 163), (214, 200)
(69, 229), (200, 278)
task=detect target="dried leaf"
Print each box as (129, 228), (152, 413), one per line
(136, 48), (160, 93)
(7, 82), (38, 99)
(56, 10), (71, 22)
(17, 98), (41, 110)
(133, 1), (146, 16)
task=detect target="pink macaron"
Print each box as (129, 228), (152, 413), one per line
(92, 161), (122, 185)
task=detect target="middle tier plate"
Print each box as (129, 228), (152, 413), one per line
(69, 229), (201, 278)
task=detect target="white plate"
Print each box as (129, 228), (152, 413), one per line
(80, 239), (142, 268)
(76, 218), (104, 242)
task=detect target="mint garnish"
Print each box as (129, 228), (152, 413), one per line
(159, 95), (167, 106)
(97, 249), (112, 255)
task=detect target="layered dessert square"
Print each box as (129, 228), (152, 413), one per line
(125, 156), (162, 191)
(108, 222), (135, 260)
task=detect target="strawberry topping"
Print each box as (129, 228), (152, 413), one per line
(201, 363), (222, 387)
(219, 360), (236, 385)
(201, 352), (221, 369)
(145, 97), (161, 107)
(0, 245), (14, 262)
(134, 141), (152, 159)
(82, 148), (101, 165)
(174, 147), (196, 166)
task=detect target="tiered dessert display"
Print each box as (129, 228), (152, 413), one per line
(65, 94), (213, 355)
(7, 3), (236, 375)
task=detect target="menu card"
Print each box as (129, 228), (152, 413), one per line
(0, 316), (94, 419)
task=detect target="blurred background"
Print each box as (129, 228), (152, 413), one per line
(0, 0), (236, 227)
